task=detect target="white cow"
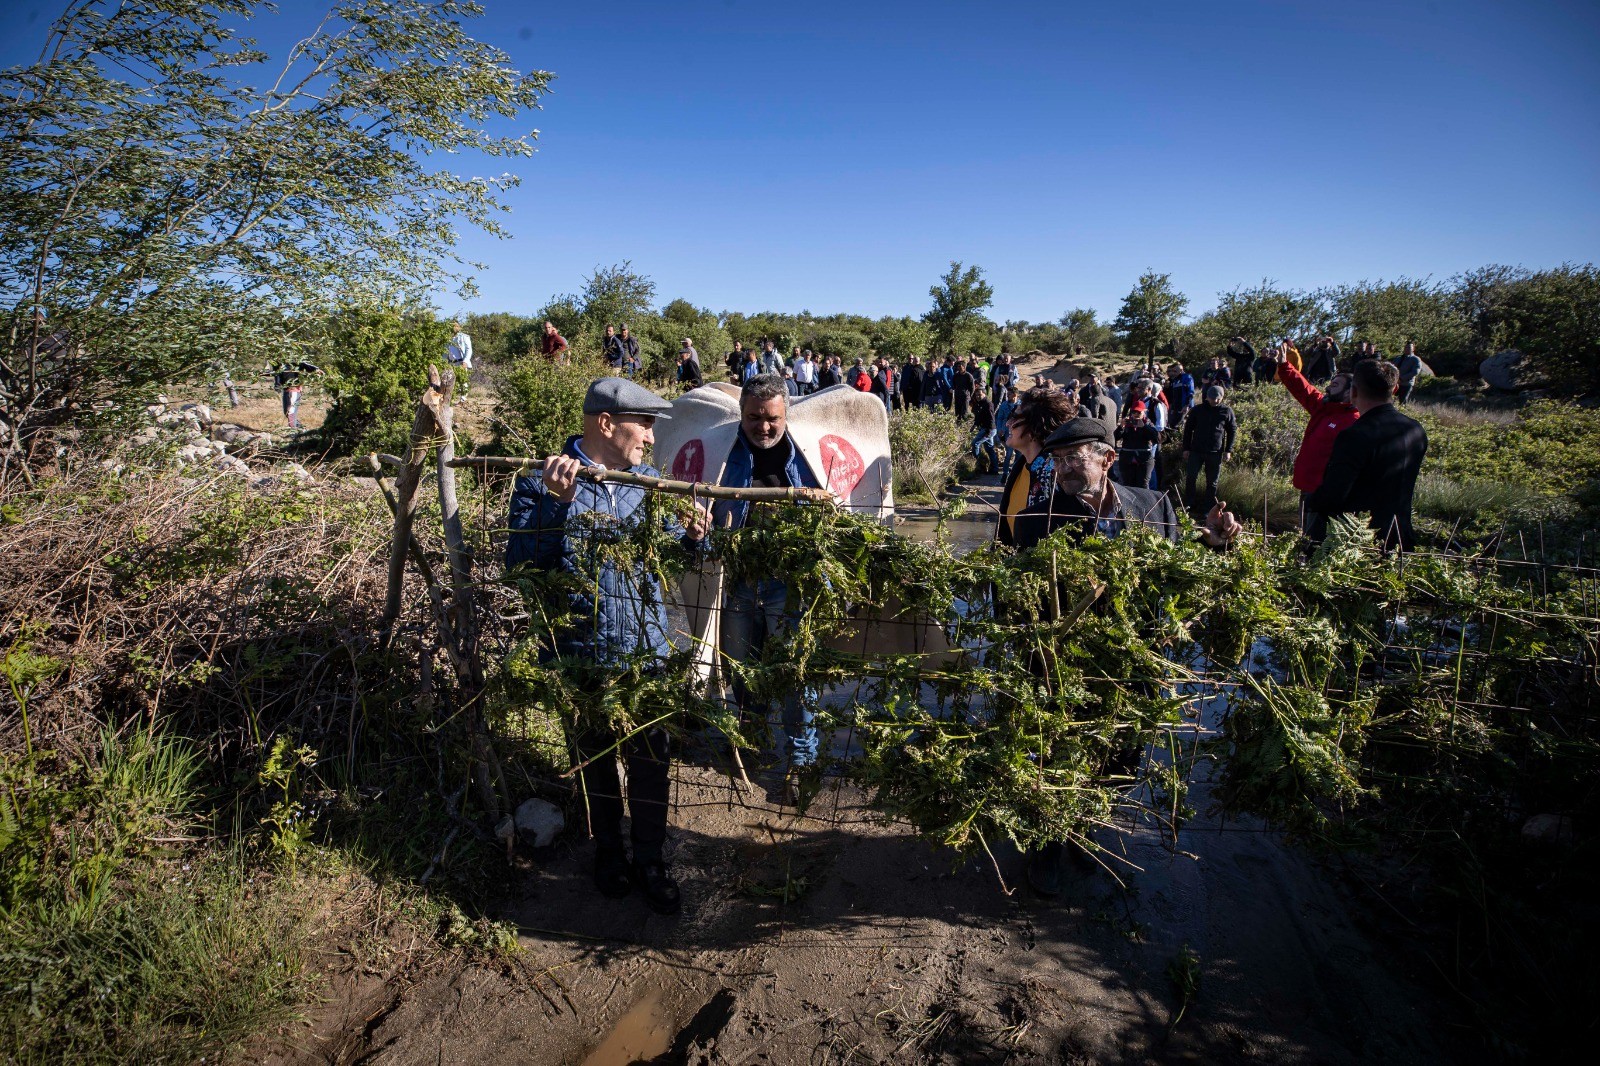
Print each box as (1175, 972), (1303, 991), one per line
(651, 384), (957, 682)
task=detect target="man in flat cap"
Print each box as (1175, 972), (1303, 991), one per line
(1005, 416), (1240, 897)
(506, 377), (711, 915)
(1011, 416), (1240, 551)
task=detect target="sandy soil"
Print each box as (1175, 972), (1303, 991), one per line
(265, 683), (1463, 1066)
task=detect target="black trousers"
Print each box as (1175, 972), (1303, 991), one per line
(1184, 451), (1222, 509)
(571, 724), (671, 863)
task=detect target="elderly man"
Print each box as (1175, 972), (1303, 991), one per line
(1180, 385), (1236, 513)
(506, 378), (711, 914)
(716, 374), (825, 802)
(1009, 416), (1240, 894)
(1307, 359), (1428, 551)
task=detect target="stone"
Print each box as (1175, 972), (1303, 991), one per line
(1480, 349), (1526, 391)
(212, 454), (250, 476)
(175, 442), (212, 465)
(179, 402), (213, 424)
(1521, 813), (1576, 845)
(514, 797), (566, 848)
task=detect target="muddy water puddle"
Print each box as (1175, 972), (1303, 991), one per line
(893, 509), (995, 552)
(581, 988), (673, 1065)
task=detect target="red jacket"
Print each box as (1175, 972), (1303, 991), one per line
(1278, 362), (1359, 493)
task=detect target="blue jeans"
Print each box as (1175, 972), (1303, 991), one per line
(971, 429), (997, 472)
(720, 578), (818, 767)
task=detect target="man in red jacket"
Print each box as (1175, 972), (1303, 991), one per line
(1270, 349), (1358, 541)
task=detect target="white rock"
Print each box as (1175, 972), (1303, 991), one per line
(175, 443), (212, 464)
(1522, 813), (1575, 845)
(1480, 349), (1528, 391)
(212, 454), (250, 476)
(514, 797), (565, 848)
(180, 403), (213, 425)
(209, 439), (230, 455)
(281, 461), (314, 484)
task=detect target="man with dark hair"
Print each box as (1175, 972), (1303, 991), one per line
(899, 355), (924, 412)
(1166, 362), (1195, 426)
(1113, 401), (1162, 490)
(1227, 336), (1256, 386)
(1394, 341), (1424, 404)
(506, 378), (711, 915)
(676, 345), (704, 388)
(1269, 347), (1358, 541)
(725, 340), (746, 379)
(951, 360), (975, 421)
(1308, 359), (1428, 551)
(1181, 385), (1236, 512)
(717, 375), (824, 802)
(618, 325), (641, 377)
(1303, 335), (1339, 382)
(601, 324), (625, 371)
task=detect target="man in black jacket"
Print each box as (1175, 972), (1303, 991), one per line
(1307, 359), (1428, 551)
(1227, 336), (1256, 386)
(1181, 385), (1237, 513)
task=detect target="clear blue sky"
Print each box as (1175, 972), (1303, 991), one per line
(4, 0), (1598, 322)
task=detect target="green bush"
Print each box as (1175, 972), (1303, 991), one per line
(889, 406), (969, 502)
(496, 353), (610, 457)
(320, 308), (462, 456)
(1215, 465), (1301, 531)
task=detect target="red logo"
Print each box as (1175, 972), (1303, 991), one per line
(671, 439), (705, 483)
(818, 434), (866, 498)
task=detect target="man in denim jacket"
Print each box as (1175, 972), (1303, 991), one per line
(507, 377), (710, 914)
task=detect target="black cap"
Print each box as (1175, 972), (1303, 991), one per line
(1041, 416), (1114, 452)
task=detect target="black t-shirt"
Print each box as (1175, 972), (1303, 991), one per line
(749, 440), (791, 488)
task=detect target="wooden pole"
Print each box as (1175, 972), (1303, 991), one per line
(424, 367), (505, 823)
(440, 455), (837, 505)
(378, 382), (443, 648)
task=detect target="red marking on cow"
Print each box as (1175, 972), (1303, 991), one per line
(671, 438), (706, 483)
(818, 434), (866, 498)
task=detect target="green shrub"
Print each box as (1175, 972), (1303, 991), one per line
(496, 353), (610, 457)
(1215, 465), (1301, 531)
(889, 406), (969, 502)
(320, 308), (461, 456)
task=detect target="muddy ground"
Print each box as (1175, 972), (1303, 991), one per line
(264, 685), (1466, 1066)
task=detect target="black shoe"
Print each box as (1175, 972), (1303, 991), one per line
(594, 844), (632, 899)
(631, 860), (682, 915)
(1028, 841), (1064, 897)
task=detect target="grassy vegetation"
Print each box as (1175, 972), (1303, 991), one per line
(1211, 382), (1600, 549)
(0, 462), (524, 1062)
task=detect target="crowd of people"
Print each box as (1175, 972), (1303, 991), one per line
(503, 320), (1434, 909)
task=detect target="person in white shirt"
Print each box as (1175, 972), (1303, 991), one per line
(447, 320), (473, 395)
(793, 351), (817, 394)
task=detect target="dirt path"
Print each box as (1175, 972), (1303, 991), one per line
(276, 690), (1461, 1064)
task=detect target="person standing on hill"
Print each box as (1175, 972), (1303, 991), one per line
(601, 324), (625, 372)
(1268, 346), (1359, 541)
(617, 325), (641, 377)
(1181, 385), (1236, 513)
(870, 358), (895, 410)
(1202, 356), (1232, 389)
(1303, 335), (1339, 382)
(725, 341), (746, 379)
(817, 355), (843, 389)
(505, 378), (710, 915)
(739, 348), (762, 384)
(1166, 363), (1195, 427)
(971, 390), (998, 474)
(899, 356), (924, 411)
(446, 321), (473, 395)
(1227, 336), (1257, 386)
(1394, 341), (1424, 404)
(758, 339), (784, 377)
(542, 320), (569, 362)
(951, 360), (975, 421)
(677, 346), (704, 389)
(1308, 359), (1428, 551)
(1113, 401), (1162, 491)
(272, 358), (320, 430)
(794, 350), (817, 394)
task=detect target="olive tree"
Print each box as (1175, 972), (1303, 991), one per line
(1113, 270), (1188, 358)
(0, 0), (550, 481)
(923, 261), (994, 358)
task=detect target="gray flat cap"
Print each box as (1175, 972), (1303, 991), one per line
(583, 377), (673, 419)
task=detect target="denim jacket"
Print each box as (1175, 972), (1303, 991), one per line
(506, 436), (697, 662)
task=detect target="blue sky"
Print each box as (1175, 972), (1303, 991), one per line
(4, 0), (1598, 322)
